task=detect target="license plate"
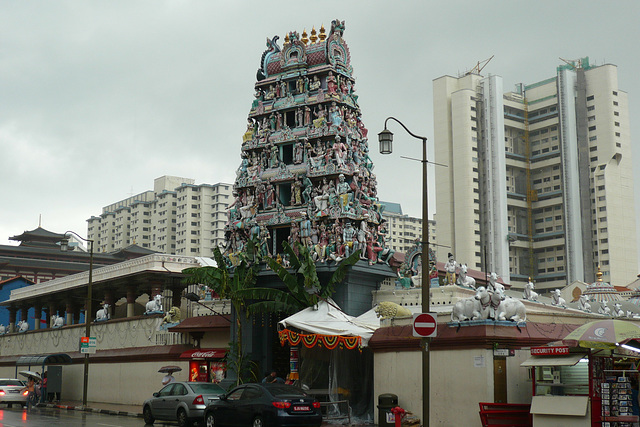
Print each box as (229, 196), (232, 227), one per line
(8, 390), (18, 393)
(293, 405), (310, 411)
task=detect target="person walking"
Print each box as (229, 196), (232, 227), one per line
(21, 376), (36, 410)
(161, 373), (176, 386)
(40, 372), (48, 403)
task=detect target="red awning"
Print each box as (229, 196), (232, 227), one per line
(179, 348), (227, 359)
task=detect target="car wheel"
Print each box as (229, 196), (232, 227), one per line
(143, 405), (155, 424)
(205, 412), (216, 427)
(177, 408), (192, 427)
(252, 415), (264, 427)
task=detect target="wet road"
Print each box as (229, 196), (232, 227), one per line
(0, 406), (183, 427)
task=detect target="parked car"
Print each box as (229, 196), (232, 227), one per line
(143, 381), (225, 427)
(203, 383), (322, 427)
(0, 378), (28, 407)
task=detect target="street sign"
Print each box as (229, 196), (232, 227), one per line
(80, 336), (96, 354)
(413, 313), (437, 338)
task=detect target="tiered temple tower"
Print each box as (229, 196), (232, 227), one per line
(225, 20), (393, 268)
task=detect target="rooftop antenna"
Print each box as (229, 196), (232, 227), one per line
(38, 214), (42, 227)
(465, 55), (494, 76)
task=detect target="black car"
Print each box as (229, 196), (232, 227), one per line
(203, 383), (322, 427)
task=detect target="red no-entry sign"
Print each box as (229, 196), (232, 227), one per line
(413, 313), (437, 338)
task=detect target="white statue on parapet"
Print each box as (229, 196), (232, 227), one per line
(598, 301), (611, 316)
(474, 286), (504, 320)
(51, 314), (64, 328)
(0, 324), (6, 335)
(96, 303), (111, 321)
(523, 278), (538, 301)
(451, 291), (483, 321)
(496, 296), (527, 322)
(578, 294), (591, 313)
(145, 294), (163, 314)
(551, 289), (566, 308)
(455, 264), (476, 289)
(17, 320), (28, 333)
(613, 303), (624, 318)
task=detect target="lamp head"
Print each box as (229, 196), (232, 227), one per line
(378, 129), (393, 155)
(183, 292), (200, 302)
(60, 236), (70, 252)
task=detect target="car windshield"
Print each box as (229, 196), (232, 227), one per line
(0, 380), (23, 386)
(189, 383), (225, 394)
(267, 385), (308, 397)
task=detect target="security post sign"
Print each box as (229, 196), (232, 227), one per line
(80, 336), (97, 354)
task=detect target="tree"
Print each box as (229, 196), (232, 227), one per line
(182, 246), (259, 385)
(241, 241), (360, 315)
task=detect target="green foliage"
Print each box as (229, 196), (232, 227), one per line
(223, 341), (258, 387)
(182, 247), (259, 317)
(247, 241), (360, 315)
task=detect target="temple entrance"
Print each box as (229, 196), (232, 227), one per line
(272, 226), (290, 256)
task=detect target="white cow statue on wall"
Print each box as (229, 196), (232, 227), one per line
(451, 293), (482, 321)
(551, 289), (566, 308)
(0, 324), (6, 335)
(496, 297), (527, 322)
(51, 314), (64, 328)
(145, 294), (163, 314)
(523, 280), (539, 302)
(96, 303), (110, 321)
(578, 295), (591, 313)
(17, 320), (28, 333)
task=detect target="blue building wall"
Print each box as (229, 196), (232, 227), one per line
(0, 277), (46, 329)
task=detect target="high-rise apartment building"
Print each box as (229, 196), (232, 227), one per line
(87, 176), (233, 256)
(379, 201), (434, 255)
(434, 58), (637, 292)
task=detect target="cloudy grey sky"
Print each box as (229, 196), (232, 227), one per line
(2, 1), (639, 248)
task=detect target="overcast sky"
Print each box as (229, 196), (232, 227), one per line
(2, 1), (639, 249)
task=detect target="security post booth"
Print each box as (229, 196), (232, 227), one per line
(522, 345), (590, 426)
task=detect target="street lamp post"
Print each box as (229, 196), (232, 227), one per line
(60, 231), (94, 408)
(378, 117), (431, 427)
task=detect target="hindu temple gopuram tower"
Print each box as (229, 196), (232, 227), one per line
(224, 19), (395, 291)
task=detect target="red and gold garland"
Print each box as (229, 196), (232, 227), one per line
(279, 328), (362, 351)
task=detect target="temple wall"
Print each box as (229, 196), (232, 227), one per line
(373, 348), (532, 426)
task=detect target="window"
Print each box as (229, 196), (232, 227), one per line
(587, 95), (594, 101)
(589, 126), (596, 131)
(615, 122), (620, 127)
(614, 111), (619, 116)
(613, 91), (618, 96)
(587, 105), (595, 111)
(615, 132), (621, 137)
(613, 101), (619, 106)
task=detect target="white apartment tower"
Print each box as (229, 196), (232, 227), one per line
(433, 58), (637, 292)
(379, 201), (431, 254)
(87, 176), (233, 256)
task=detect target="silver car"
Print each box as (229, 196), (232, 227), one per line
(143, 381), (225, 427)
(0, 379), (28, 407)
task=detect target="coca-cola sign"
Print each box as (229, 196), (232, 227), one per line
(180, 349), (226, 359)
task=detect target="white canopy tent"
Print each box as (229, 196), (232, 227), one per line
(278, 299), (380, 346)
